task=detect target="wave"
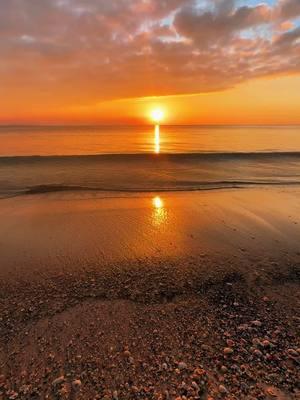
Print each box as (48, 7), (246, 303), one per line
(0, 180), (295, 199)
(2, 151), (300, 199)
(2, 151), (300, 163)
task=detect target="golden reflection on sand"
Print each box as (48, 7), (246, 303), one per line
(154, 125), (160, 154)
(152, 196), (167, 226)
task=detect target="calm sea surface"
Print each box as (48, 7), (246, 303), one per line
(1, 125), (300, 197)
(1, 125), (300, 155)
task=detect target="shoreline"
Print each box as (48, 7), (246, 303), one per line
(0, 188), (299, 399)
(1, 187), (300, 278)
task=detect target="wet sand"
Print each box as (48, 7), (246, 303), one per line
(0, 188), (299, 399)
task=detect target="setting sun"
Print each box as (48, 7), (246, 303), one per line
(150, 108), (165, 124)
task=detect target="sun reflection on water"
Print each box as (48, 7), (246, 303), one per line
(154, 125), (160, 154)
(152, 196), (167, 226)
(153, 196), (163, 209)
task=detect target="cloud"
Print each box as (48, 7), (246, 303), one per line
(277, 0), (300, 19)
(275, 25), (300, 46)
(0, 0), (300, 109)
(174, 3), (273, 45)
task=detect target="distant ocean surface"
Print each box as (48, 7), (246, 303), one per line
(1, 125), (300, 197)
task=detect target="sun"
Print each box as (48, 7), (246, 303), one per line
(150, 108), (165, 124)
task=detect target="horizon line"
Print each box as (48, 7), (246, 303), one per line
(1, 123), (300, 128)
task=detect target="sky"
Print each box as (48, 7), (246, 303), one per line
(0, 0), (300, 125)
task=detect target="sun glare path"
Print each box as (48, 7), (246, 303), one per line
(152, 196), (167, 226)
(154, 125), (160, 154)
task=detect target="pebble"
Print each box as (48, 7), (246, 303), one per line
(72, 379), (82, 390)
(178, 361), (187, 370)
(223, 347), (234, 355)
(201, 344), (211, 351)
(52, 376), (65, 386)
(219, 384), (228, 394)
(262, 340), (271, 348)
(226, 339), (235, 347)
(266, 387), (277, 397)
(287, 349), (299, 357)
(253, 349), (263, 357)
(113, 390), (118, 400)
(251, 320), (262, 327)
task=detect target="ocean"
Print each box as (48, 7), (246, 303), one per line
(1, 125), (300, 198)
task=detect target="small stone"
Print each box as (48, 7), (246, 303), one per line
(226, 339), (235, 347)
(113, 390), (118, 400)
(266, 387), (278, 397)
(253, 349), (263, 357)
(223, 347), (234, 355)
(220, 365), (228, 373)
(287, 349), (299, 357)
(262, 340), (271, 348)
(123, 350), (131, 358)
(192, 367), (207, 380)
(201, 344), (211, 351)
(52, 376), (65, 386)
(178, 361), (187, 370)
(251, 320), (262, 327)
(72, 379), (82, 390)
(219, 385), (228, 394)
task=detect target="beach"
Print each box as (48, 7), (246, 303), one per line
(0, 188), (299, 399)
(2, 0), (300, 397)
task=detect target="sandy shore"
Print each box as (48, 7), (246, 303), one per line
(0, 188), (299, 399)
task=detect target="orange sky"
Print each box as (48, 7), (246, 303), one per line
(67, 75), (300, 125)
(2, 75), (300, 125)
(1, 0), (300, 125)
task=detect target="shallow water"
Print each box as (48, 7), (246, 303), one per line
(1, 188), (300, 278)
(1, 125), (300, 197)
